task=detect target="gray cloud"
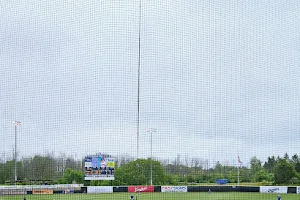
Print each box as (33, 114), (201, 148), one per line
(1, 1), (300, 165)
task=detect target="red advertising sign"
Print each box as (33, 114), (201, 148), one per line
(128, 186), (154, 193)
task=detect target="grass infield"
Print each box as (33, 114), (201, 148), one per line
(0, 193), (299, 200)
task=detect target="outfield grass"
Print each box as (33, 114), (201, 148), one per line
(0, 193), (299, 200)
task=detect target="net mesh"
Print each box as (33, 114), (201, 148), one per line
(1, 0), (300, 199)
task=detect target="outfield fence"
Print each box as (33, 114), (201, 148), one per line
(1, 185), (300, 195)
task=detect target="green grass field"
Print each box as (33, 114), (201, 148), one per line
(0, 193), (299, 200)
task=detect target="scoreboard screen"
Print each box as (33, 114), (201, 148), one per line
(84, 155), (115, 180)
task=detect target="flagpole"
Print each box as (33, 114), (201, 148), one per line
(237, 156), (242, 186)
(237, 165), (240, 186)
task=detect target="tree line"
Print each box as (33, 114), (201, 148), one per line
(1, 153), (300, 185)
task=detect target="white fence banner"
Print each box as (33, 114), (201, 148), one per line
(297, 186), (300, 194)
(161, 186), (187, 192)
(0, 190), (26, 195)
(87, 186), (113, 193)
(260, 186), (287, 194)
(0, 184), (83, 190)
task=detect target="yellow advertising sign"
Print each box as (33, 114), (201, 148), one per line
(107, 158), (115, 168)
(32, 189), (53, 194)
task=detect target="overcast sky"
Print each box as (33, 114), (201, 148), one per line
(1, 1), (300, 167)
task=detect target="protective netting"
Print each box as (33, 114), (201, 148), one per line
(1, 1), (300, 199)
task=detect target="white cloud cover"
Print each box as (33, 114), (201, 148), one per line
(1, 1), (300, 165)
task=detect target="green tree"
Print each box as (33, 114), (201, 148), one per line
(250, 156), (262, 171)
(0, 161), (14, 184)
(56, 168), (84, 184)
(274, 159), (297, 184)
(113, 159), (167, 185)
(0, 163), (4, 184)
(239, 167), (251, 182)
(283, 152), (290, 161)
(0, 160), (25, 184)
(249, 156), (262, 181)
(254, 169), (270, 182)
(263, 156), (277, 173)
(165, 174), (178, 185)
(214, 161), (224, 174)
(30, 155), (56, 181)
(90, 180), (112, 186)
(291, 154), (300, 173)
(4, 160), (14, 183)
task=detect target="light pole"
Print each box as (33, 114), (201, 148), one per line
(13, 121), (21, 186)
(147, 128), (156, 185)
(136, 0), (142, 160)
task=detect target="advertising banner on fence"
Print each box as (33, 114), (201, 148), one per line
(54, 184), (83, 189)
(32, 189), (53, 194)
(161, 186), (187, 192)
(62, 189), (74, 194)
(297, 186), (300, 194)
(260, 186), (287, 194)
(87, 186), (113, 193)
(0, 186), (24, 189)
(0, 190), (26, 195)
(128, 186), (154, 193)
(0, 184), (83, 190)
